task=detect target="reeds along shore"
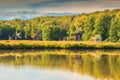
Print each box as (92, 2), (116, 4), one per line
(0, 40), (120, 49)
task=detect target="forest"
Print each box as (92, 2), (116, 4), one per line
(0, 9), (120, 42)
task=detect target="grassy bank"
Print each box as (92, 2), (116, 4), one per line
(0, 40), (120, 49)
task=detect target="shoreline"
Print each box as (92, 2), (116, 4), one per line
(0, 40), (120, 49)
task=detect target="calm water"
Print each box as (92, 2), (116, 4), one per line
(0, 50), (120, 80)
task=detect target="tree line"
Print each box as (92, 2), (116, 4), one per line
(0, 9), (120, 41)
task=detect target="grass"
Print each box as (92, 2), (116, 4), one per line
(0, 40), (120, 49)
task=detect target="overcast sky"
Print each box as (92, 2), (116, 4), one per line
(0, 0), (120, 13)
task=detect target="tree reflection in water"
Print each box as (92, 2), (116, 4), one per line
(0, 50), (120, 80)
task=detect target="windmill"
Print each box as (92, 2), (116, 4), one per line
(73, 26), (79, 34)
(73, 26), (83, 41)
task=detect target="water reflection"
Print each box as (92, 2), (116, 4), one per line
(0, 50), (120, 80)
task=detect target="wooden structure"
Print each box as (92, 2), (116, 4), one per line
(72, 26), (83, 41)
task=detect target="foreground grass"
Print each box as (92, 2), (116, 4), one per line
(0, 40), (120, 49)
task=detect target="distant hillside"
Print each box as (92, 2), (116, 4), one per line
(0, 11), (79, 20)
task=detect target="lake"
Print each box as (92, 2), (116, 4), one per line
(0, 49), (120, 80)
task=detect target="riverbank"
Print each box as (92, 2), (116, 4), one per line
(0, 40), (120, 49)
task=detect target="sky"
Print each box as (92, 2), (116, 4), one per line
(0, 0), (120, 13)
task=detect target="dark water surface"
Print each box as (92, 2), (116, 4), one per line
(0, 50), (120, 80)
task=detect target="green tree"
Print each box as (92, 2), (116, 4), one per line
(0, 26), (16, 39)
(94, 14), (112, 41)
(109, 17), (120, 42)
(42, 24), (67, 41)
(82, 16), (95, 40)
